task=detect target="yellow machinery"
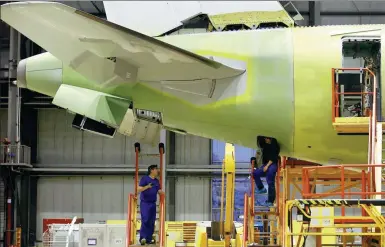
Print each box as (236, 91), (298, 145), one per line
(194, 143), (242, 247)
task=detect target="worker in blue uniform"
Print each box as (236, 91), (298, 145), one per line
(138, 164), (164, 245)
(252, 137), (280, 207)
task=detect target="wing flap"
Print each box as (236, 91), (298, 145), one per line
(1, 2), (244, 86)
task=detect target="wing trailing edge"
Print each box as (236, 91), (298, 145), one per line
(1, 2), (244, 87)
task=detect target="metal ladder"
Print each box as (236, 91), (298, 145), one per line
(128, 142), (165, 247)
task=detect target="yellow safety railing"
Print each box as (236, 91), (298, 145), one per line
(284, 199), (385, 247)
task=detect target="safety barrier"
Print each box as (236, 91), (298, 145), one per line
(302, 164), (385, 199)
(0, 144), (31, 165)
(284, 199), (385, 247)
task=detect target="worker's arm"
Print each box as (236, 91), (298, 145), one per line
(138, 183), (152, 193)
(263, 160), (273, 172)
(263, 141), (280, 172)
(137, 176), (151, 193)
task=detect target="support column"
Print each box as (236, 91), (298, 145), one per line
(19, 173), (37, 247)
(5, 27), (20, 247)
(7, 28), (21, 145)
(374, 122), (382, 214)
(167, 131), (176, 221)
(309, 1), (321, 26)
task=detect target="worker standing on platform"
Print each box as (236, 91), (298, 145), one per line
(2, 138), (10, 163)
(252, 137), (280, 207)
(138, 164), (164, 245)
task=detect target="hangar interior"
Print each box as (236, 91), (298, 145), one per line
(0, 1), (384, 247)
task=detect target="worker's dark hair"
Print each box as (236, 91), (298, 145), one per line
(257, 136), (280, 155)
(147, 164), (158, 175)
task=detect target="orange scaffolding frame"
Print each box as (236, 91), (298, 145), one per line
(243, 157), (320, 246)
(332, 67), (376, 121)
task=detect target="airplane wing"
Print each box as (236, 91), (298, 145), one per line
(0, 2), (244, 88)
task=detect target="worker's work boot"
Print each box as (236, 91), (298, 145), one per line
(140, 238), (147, 246)
(256, 187), (267, 194)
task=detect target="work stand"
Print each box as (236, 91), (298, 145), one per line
(127, 143), (166, 247)
(243, 158), (385, 247)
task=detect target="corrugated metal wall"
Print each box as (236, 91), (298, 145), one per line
(38, 110), (160, 165)
(36, 175), (211, 240)
(37, 176), (133, 240)
(175, 134), (210, 165)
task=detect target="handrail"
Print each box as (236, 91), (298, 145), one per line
(159, 193), (166, 247)
(302, 164), (385, 198)
(243, 193), (249, 247)
(250, 157), (256, 216)
(127, 194), (137, 247)
(134, 143), (140, 196)
(159, 143), (165, 190)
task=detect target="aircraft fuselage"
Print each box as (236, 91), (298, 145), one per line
(22, 24), (385, 164)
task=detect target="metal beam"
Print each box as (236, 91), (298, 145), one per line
(32, 163), (252, 168)
(308, 1), (321, 26)
(290, 10), (385, 16)
(25, 164), (253, 176)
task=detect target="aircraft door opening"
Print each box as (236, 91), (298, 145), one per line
(332, 37), (381, 134)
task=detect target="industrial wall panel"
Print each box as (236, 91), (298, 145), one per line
(0, 110), (7, 139)
(321, 16), (385, 25)
(37, 177), (83, 239)
(38, 109), (159, 165)
(38, 109), (83, 164)
(321, 1), (385, 12)
(82, 176), (125, 221)
(175, 177), (211, 221)
(175, 134), (210, 165)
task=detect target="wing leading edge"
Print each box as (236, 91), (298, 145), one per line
(1, 2), (244, 88)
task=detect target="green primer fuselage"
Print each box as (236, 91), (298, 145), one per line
(28, 25), (385, 164)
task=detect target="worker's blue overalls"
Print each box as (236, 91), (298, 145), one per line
(252, 163), (278, 203)
(139, 176), (160, 243)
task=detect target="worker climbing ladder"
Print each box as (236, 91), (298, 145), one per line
(243, 157), (280, 247)
(127, 142), (166, 247)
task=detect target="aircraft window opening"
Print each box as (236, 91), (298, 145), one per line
(338, 38), (381, 118)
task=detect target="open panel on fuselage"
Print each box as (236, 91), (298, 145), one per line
(341, 37), (381, 118)
(332, 36), (382, 134)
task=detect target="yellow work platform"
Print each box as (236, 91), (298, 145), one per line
(333, 117), (385, 133)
